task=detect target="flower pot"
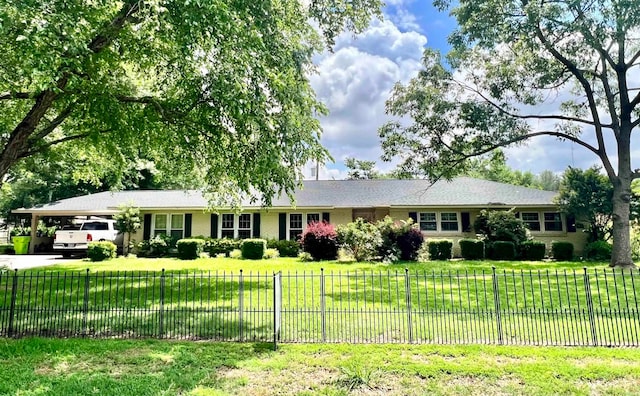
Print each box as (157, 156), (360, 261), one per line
(12, 236), (31, 255)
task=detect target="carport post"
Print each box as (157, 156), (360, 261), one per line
(28, 215), (38, 254)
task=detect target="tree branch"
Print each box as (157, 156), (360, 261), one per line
(29, 104), (76, 142)
(19, 129), (112, 158)
(0, 92), (31, 100)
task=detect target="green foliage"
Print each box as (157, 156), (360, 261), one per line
(584, 241), (612, 261)
(0, 1), (381, 206)
(459, 239), (484, 260)
(87, 241), (117, 262)
(301, 222), (338, 261)
(491, 241), (516, 261)
(474, 209), (529, 247)
(266, 239), (300, 257)
(520, 241), (546, 261)
(142, 235), (171, 258)
(263, 248), (280, 260)
(240, 239), (266, 260)
(229, 249), (242, 259)
(205, 238), (241, 257)
(376, 217), (424, 262)
(337, 218), (382, 262)
(176, 239), (205, 260)
(551, 242), (574, 261)
(556, 167), (613, 243)
(344, 157), (381, 180)
(113, 204), (141, 257)
(427, 240), (453, 260)
(297, 251), (313, 262)
(632, 222), (640, 261)
(10, 226), (30, 237)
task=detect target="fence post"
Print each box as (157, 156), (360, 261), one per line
(491, 267), (504, 345)
(583, 267), (598, 346)
(405, 268), (413, 343)
(273, 272), (277, 350)
(320, 268), (326, 342)
(82, 269), (90, 337)
(7, 269), (18, 337)
(238, 270), (244, 342)
(159, 269), (165, 338)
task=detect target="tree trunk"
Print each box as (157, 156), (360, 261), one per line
(610, 178), (635, 268)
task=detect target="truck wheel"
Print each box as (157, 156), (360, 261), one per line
(62, 253), (72, 258)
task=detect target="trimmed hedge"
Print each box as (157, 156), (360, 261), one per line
(459, 239), (484, 260)
(87, 241), (117, 262)
(552, 241), (574, 261)
(176, 239), (205, 260)
(205, 238), (241, 257)
(241, 239), (266, 260)
(427, 240), (453, 260)
(491, 241), (516, 260)
(584, 240), (611, 261)
(520, 241), (546, 261)
(267, 239), (300, 257)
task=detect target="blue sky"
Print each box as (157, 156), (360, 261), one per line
(306, 1), (637, 180)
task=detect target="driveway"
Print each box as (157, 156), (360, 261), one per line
(0, 254), (82, 270)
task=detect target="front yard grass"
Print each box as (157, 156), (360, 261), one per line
(38, 255), (610, 273)
(1, 337), (639, 395)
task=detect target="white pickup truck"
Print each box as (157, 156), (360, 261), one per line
(53, 219), (123, 257)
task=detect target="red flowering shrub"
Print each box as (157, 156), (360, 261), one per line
(300, 221), (338, 260)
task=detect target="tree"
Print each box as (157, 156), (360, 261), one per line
(556, 166), (613, 243)
(0, 1), (381, 206)
(114, 204), (141, 257)
(344, 157), (381, 180)
(380, 1), (640, 267)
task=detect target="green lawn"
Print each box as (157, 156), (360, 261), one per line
(1, 338), (639, 395)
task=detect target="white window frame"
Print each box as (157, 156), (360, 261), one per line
(519, 211), (564, 233)
(543, 212), (563, 232)
(218, 213), (253, 239)
(152, 213), (185, 239)
(440, 212), (459, 232)
(288, 212), (320, 240)
(418, 212), (437, 231)
(521, 212), (541, 231)
(418, 211), (461, 232)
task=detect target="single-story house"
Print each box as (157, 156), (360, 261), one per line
(13, 177), (588, 255)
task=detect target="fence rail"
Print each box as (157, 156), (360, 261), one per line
(1, 268), (639, 346)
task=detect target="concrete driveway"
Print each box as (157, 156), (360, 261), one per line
(0, 254), (82, 270)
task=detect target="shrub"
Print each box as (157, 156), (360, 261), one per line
(241, 239), (266, 260)
(396, 227), (424, 261)
(520, 240), (546, 261)
(229, 249), (242, 259)
(176, 238), (205, 260)
(427, 240), (453, 260)
(551, 241), (574, 261)
(491, 241), (516, 260)
(205, 238), (241, 257)
(87, 241), (117, 262)
(301, 221), (338, 260)
(474, 209), (529, 247)
(459, 239), (484, 260)
(583, 240), (611, 261)
(376, 217), (423, 262)
(298, 251), (313, 262)
(148, 234), (171, 257)
(264, 248), (280, 259)
(267, 239), (300, 257)
(337, 218), (382, 262)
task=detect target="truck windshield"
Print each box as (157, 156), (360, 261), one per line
(82, 222), (109, 231)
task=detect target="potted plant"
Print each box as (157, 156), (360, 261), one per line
(11, 226), (31, 255)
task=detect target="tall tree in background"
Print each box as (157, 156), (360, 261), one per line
(380, 0), (640, 267)
(345, 157), (381, 180)
(0, 1), (381, 206)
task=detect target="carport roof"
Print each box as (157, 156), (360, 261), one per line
(13, 177), (558, 215)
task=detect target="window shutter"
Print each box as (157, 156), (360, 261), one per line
(143, 214), (152, 240)
(515, 212), (520, 218)
(408, 212), (418, 223)
(567, 214), (576, 232)
(184, 214), (192, 238)
(253, 213), (261, 238)
(322, 212), (330, 223)
(210, 214), (219, 238)
(461, 212), (471, 232)
(279, 213), (287, 240)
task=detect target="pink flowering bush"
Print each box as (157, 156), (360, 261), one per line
(300, 221), (338, 260)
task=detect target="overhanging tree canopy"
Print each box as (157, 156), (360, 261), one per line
(380, 0), (640, 267)
(0, 0), (380, 206)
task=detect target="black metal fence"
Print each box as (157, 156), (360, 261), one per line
(1, 268), (639, 346)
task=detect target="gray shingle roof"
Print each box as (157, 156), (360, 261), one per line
(15, 177), (558, 214)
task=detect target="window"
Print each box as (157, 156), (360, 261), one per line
(82, 222), (109, 231)
(221, 214), (235, 238)
(544, 212), (563, 231)
(419, 212), (437, 231)
(440, 212), (459, 231)
(153, 213), (185, 240)
(289, 213), (303, 240)
(522, 212), (541, 231)
(153, 214), (167, 236)
(306, 213), (320, 224)
(238, 214), (251, 239)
